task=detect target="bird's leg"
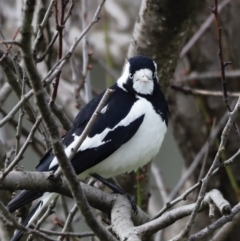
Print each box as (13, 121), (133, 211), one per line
(91, 173), (138, 214)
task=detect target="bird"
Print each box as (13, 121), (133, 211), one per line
(7, 55), (169, 241)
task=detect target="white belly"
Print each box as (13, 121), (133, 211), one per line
(80, 97), (167, 178)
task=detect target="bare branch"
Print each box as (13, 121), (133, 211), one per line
(180, 0), (232, 58)
(0, 202), (56, 241)
(39, 228), (94, 238)
(171, 84), (240, 98)
(81, 0), (92, 102)
(170, 94), (240, 241)
(188, 203), (240, 241)
(1, 116), (42, 180)
(151, 163), (168, 203)
(174, 70), (240, 83)
(32, 0), (55, 55)
(111, 195), (141, 241)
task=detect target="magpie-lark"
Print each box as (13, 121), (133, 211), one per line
(7, 55), (169, 241)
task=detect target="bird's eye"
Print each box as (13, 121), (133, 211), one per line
(129, 73), (133, 79)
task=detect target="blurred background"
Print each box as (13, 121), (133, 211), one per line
(1, 0), (240, 240)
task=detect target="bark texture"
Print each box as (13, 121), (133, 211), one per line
(128, 0), (197, 92)
(123, 0), (197, 213)
(165, 1), (240, 240)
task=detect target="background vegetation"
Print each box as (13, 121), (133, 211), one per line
(0, 0), (240, 241)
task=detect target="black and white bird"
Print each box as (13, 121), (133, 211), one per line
(7, 55), (169, 241)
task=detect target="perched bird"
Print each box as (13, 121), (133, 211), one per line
(7, 55), (169, 241)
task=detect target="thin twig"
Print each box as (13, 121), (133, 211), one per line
(40, 228), (94, 238)
(15, 72), (27, 156)
(197, 120), (216, 183)
(180, 0), (232, 58)
(0, 90), (34, 127)
(36, 0), (75, 63)
(54, 88), (114, 177)
(188, 202), (240, 241)
(167, 105), (230, 202)
(171, 84), (240, 97)
(0, 108), (45, 152)
(153, 100), (239, 220)
(32, 0), (54, 57)
(19, 1), (115, 240)
(151, 163), (168, 203)
(211, 0), (240, 141)
(0, 82), (12, 104)
(57, 204), (78, 241)
(1, 116), (42, 181)
(49, 0), (68, 108)
(27, 196), (59, 241)
(81, 0), (92, 102)
(212, 0), (230, 109)
(171, 95), (240, 241)
(41, 0), (106, 91)
(0, 202), (56, 241)
(174, 70), (240, 83)
(0, 28), (20, 62)
(58, 179), (95, 240)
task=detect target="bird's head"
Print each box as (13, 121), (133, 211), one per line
(117, 55), (158, 95)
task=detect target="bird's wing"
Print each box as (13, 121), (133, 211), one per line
(8, 87), (144, 214)
(70, 114), (144, 174)
(35, 90), (107, 172)
(36, 86), (144, 175)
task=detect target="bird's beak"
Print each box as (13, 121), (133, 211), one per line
(140, 76), (150, 82)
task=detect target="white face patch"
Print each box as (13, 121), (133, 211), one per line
(132, 69), (154, 95)
(117, 62), (130, 91)
(153, 61), (159, 83)
(117, 60), (156, 95)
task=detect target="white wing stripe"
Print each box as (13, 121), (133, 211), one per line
(49, 99), (145, 169)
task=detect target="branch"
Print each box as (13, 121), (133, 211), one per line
(32, 0), (55, 56)
(111, 195), (141, 241)
(188, 202), (240, 241)
(54, 88), (114, 177)
(171, 84), (240, 98)
(19, 1), (116, 240)
(0, 49), (36, 124)
(171, 93), (240, 241)
(153, 98), (240, 221)
(151, 163), (168, 203)
(0, 202), (56, 241)
(111, 190), (230, 241)
(211, 0), (240, 140)
(180, 0), (232, 57)
(174, 70), (240, 83)
(1, 116), (42, 180)
(0, 171), (149, 226)
(49, 0), (68, 108)
(42, 0), (106, 89)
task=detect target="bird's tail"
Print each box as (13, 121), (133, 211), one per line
(10, 192), (58, 241)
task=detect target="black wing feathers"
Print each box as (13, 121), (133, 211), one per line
(70, 115), (144, 174)
(36, 150), (56, 172)
(10, 201), (43, 241)
(7, 85), (143, 216)
(7, 190), (43, 213)
(62, 90), (106, 147)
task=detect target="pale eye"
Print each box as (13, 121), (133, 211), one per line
(129, 73), (133, 79)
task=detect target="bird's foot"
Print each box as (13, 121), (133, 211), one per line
(91, 174), (138, 214)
